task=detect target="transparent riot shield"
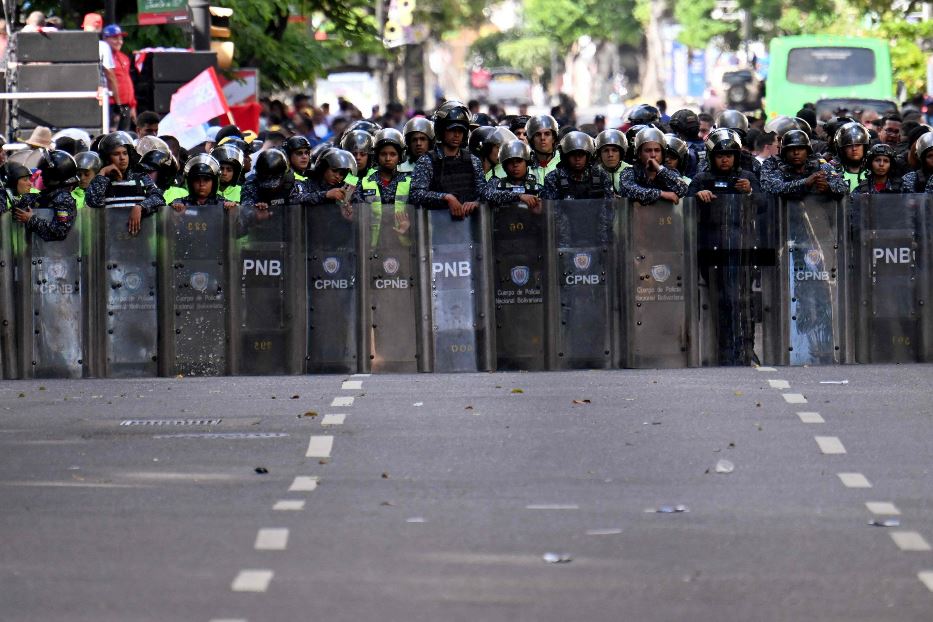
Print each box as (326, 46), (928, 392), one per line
(695, 194), (769, 366)
(761, 195), (851, 366)
(229, 202), (306, 375)
(619, 198), (699, 368)
(0, 211), (16, 378)
(359, 202), (419, 373)
(416, 205), (495, 373)
(545, 199), (618, 369)
(307, 202), (360, 374)
(492, 202), (547, 370)
(13, 207), (88, 378)
(89, 207), (158, 377)
(157, 203), (232, 376)
(851, 193), (931, 363)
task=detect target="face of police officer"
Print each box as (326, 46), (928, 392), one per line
(664, 153), (680, 170)
(532, 130), (555, 154)
(870, 155), (890, 178)
(638, 142), (663, 167)
(352, 151), (369, 172)
(882, 120), (901, 146)
(713, 152), (735, 173)
(190, 176), (213, 199)
(842, 144), (864, 164)
(110, 146), (130, 173)
(324, 167), (348, 186)
(442, 127), (465, 149)
(487, 145), (500, 165)
(599, 146), (621, 169)
(408, 133), (430, 159)
(15, 176), (32, 195)
(784, 147), (808, 167)
(78, 168), (96, 189)
(220, 163), (236, 184)
(924, 150), (933, 172)
(290, 148), (310, 172)
(566, 151), (588, 173)
(378, 145), (399, 170)
(504, 158), (527, 180)
(514, 128), (528, 144)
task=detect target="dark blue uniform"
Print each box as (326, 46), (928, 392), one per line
(85, 172), (165, 215)
(12, 188), (77, 241)
(617, 165), (688, 204)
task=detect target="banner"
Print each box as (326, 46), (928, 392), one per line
(158, 66), (231, 147)
(137, 0), (188, 26)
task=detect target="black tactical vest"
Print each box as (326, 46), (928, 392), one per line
(557, 168), (605, 200)
(428, 150), (478, 202)
(104, 179), (146, 208)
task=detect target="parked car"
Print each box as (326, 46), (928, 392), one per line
(471, 68), (532, 106)
(722, 69), (762, 113)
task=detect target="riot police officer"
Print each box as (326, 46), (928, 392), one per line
(474, 127), (517, 181)
(668, 109), (702, 177)
(339, 130), (373, 187)
(285, 135), (313, 181)
(697, 109), (762, 179)
(240, 149), (307, 211)
(1, 162), (33, 211)
(687, 129), (760, 201)
(853, 144), (903, 194)
(626, 103), (662, 128)
(136, 136), (179, 193)
(170, 154), (224, 209)
(618, 127), (688, 204)
(663, 133), (692, 184)
(760, 130), (848, 198)
(210, 142), (247, 205)
(10, 150), (79, 241)
(829, 122), (871, 191)
(541, 131), (613, 200)
(304, 148), (359, 208)
(486, 139), (542, 211)
(902, 133), (933, 194)
(73, 151), (102, 209)
(398, 118), (434, 175)
(525, 114), (561, 182)
(595, 129), (629, 196)
(359, 128), (411, 245)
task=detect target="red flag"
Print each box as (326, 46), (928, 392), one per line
(169, 66), (230, 126)
(230, 102), (262, 134)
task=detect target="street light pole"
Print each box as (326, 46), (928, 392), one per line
(188, 0), (211, 51)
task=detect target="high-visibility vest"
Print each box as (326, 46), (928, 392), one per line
(599, 162), (631, 195)
(360, 175), (411, 247)
(72, 187), (86, 209)
(161, 184), (241, 204)
(162, 185), (188, 204)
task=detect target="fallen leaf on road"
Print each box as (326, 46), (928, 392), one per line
(511, 388), (524, 394)
(381, 472), (389, 479)
(300, 411), (318, 418)
(465, 405), (474, 410)
(254, 467), (269, 474)
(290, 395), (300, 399)
(572, 399), (591, 405)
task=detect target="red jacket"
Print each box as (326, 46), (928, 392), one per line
(110, 48), (136, 108)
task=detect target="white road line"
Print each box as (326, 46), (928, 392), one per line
(330, 396), (354, 407)
(815, 436), (846, 454)
(525, 504), (579, 510)
(783, 393), (808, 404)
(351, 373), (371, 378)
(756, 367), (777, 372)
(306, 435), (333, 458)
(289, 476), (319, 492)
(254, 528), (289, 551)
(341, 380), (362, 390)
(866, 502), (901, 516)
(210, 619), (247, 622)
(273, 500), (306, 511)
(321, 414), (346, 426)
(838, 472), (872, 488)
(768, 379), (790, 389)
(918, 571), (933, 592)
(797, 411), (825, 423)
(230, 570), (273, 592)
(890, 531), (932, 552)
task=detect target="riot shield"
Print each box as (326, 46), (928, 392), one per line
(229, 202), (305, 375)
(359, 202), (420, 373)
(0, 212), (16, 379)
(493, 202), (547, 370)
(157, 203), (232, 376)
(89, 207), (158, 377)
(416, 205), (495, 373)
(545, 199), (618, 370)
(695, 194), (770, 366)
(851, 193), (930, 363)
(619, 198), (699, 368)
(761, 195), (851, 366)
(13, 207), (88, 378)
(307, 202), (360, 374)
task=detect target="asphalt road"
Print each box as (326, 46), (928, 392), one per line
(2, 364), (932, 621)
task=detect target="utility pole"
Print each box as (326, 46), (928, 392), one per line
(105, 0), (117, 25)
(188, 0), (211, 51)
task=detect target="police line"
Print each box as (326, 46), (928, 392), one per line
(0, 194), (930, 379)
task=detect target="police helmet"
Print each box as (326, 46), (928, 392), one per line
(137, 150), (179, 189)
(218, 135), (256, 155)
(340, 130), (374, 155)
(625, 124), (647, 146)
(52, 128), (91, 153)
(822, 115), (856, 142)
(499, 139), (534, 164)
(634, 127), (666, 152)
(2, 162), (31, 191)
(595, 129), (628, 154)
(468, 126), (496, 159)
(780, 129), (812, 155)
(98, 130), (138, 161)
(255, 149), (291, 191)
(558, 131), (596, 158)
(663, 134), (689, 170)
(471, 112), (497, 129)
(525, 115), (559, 140)
(508, 115), (530, 134)
(345, 119), (382, 136)
(764, 116), (801, 138)
(627, 104), (661, 126)
(403, 117), (435, 143)
(669, 109), (700, 135)
(715, 110), (749, 135)
(794, 116), (813, 137)
(318, 148), (358, 177)
(183, 154), (221, 196)
(373, 128), (405, 157)
(834, 122), (870, 149)
(705, 128), (743, 153)
(863, 143), (896, 166)
(135, 135), (171, 159)
(74, 151), (103, 174)
(210, 143), (246, 182)
(915, 132), (933, 161)
(285, 135), (312, 156)
(433, 100), (472, 135)
(38, 149), (79, 189)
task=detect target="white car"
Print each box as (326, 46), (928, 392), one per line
(475, 68), (533, 106)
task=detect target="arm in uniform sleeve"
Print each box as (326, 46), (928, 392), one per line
(85, 174), (111, 208)
(239, 181), (258, 208)
(298, 178), (332, 206)
(657, 166), (688, 197)
(136, 174), (165, 217)
(820, 163), (849, 197)
(686, 173), (709, 197)
(471, 154), (488, 201)
(482, 176), (521, 206)
(409, 153), (449, 209)
(596, 167), (615, 199)
(618, 167), (661, 204)
(760, 163), (808, 198)
(539, 169), (561, 200)
(745, 171), (762, 194)
(23, 192), (76, 242)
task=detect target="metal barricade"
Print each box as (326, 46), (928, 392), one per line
(416, 205), (495, 372)
(157, 202), (233, 376)
(359, 202), (420, 373)
(88, 207), (159, 377)
(13, 208), (89, 378)
(851, 193), (933, 363)
(492, 202), (547, 370)
(228, 202), (306, 375)
(619, 198), (699, 368)
(761, 195), (851, 366)
(307, 203), (360, 374)
(546, 199), (618, 369)
(0, 212), (16, 378)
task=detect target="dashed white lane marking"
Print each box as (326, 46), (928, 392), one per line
(783, 393), (808, 404)
(331, 396), (354, 407)
(838, 473), (872, 488)
(815, 436), (846, 454)
(231, 570), (273, 592)
(210, 619), (247, 622)
(525, 504), (579, 510)
(768, 379), (790, 389)
(351, 373), (371, 378)
(321, 414), (346, 426)
(273, 500), (306, 511)
(756, 367), (777, 372)
(866, 502), (901, 516)
(254, 528), (289, 551)
(289, 476), (319, 492)
(306, 435), (333, 458)
(797, 411), (825, 423)
(341, 380), (362, 390)
(918, 571), (933, 592)
(890, 531), (932, 552)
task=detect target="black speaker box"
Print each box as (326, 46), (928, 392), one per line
(14, 100), (102, 130)
(137, 52), (217, 83)
(13, 64), (99, 92)
(13, 31), (98, 63)
(11, 64), (102, 129)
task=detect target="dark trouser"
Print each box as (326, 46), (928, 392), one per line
(111, 104), (133, 131)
